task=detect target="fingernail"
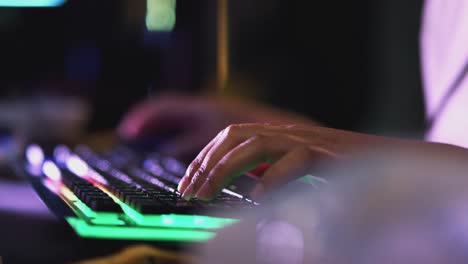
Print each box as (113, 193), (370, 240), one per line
(177, 176), (189, 192)
(250, 183), (265, 200)
(182, 184), (194, 201)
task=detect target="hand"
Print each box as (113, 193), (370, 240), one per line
(177, 123), (377, 201)
(178, 121), (468, 201)
(118, 94), (316, 159)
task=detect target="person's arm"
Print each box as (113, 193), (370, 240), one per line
(177, 123), (468, 200)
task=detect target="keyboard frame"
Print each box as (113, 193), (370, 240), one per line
(13, 145), (257, 243)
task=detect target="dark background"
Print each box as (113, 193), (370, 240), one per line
(0, 0), (426, 137)
(229, 0), (425, 136)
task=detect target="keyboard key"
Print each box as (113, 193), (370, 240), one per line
(88, 198), (122, 213)
(48, 144), (259, 218)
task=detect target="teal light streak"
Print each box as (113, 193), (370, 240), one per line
(58, 183), (238, 241)
(0, 0), (66, 7)
(66, 217), (216, 242)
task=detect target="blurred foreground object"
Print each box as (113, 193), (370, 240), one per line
(118, 94), (316, 159)
(198, 148), (468, 264)
(0, 95), (89, 143)
(76, 244), (193, 264)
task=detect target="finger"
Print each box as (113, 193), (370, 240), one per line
(194, 134), (289, 201)
(177, 132), (221, 193)
(250, 147), (322, 199)
(182, 124), (268, 199)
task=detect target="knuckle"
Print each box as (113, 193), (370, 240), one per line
(190, 162), (208, 185)
(196, 162), (208, 176)
(224, 124), (241, 136)
(191, 171), (204, 185)
(215, 128), (225, 139)
(187, 158), (203, 174)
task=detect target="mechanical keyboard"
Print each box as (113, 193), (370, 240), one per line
(14, 143), (259, 243)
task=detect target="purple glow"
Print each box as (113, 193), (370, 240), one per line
(42, 161), (61, 182)
(0, 181), (53, 217)
(143, 159), (165, 175)
(66, 155), (108, 185)
(96, 160), (111, 171)
(26, 164), (42, 177)
(162, 157), (186, 175)
(54, 145), (71, 165)
(26, 144), (44, 167)
(131, 167), (174, 192)
(87, 170), (108, 185)
(257, 220), (304, 264)
(43, 178), (61, 194)
(66, 155), (89, 177)
(143, 159), (181, 184)
(110, 169), (133, 184)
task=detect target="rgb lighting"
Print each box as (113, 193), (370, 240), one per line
(53, 145), (71, 165)
(50, 181), (238, 242)
(0, 0), (66, 7)
(40, 156), (241, 242)
(42, 161), (61, 182)
(26, 144), (44, 167)
(66, 217), (216, 242)
(66, 155), (89, 178)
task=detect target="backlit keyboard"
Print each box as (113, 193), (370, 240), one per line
(16, 144), (258, 242)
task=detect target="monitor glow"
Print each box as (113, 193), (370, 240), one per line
(146, 0), (176, 32)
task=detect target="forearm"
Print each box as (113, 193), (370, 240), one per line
(327, 126), (468, 163)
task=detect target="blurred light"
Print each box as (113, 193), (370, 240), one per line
(221, 188), (243, 199)
(162, 215), (174, 225)
(26, 164), (42, 177)
(87, 170), (108, 185)
(96, 160), (111, 171)
(42, 161), (61, 182)
(65, 155), (107, 184)
(162, 157), (186, 175)
(257, 220), (304, 264)
(26, 144), (44, 167)
(146, 0), (176, 32)
(53, 145), (71, 165)
(0, 0), (66, 7)
(43, 178), (60, 194)
(143, 159), (165, 176)
(66, 155), (89, 178)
